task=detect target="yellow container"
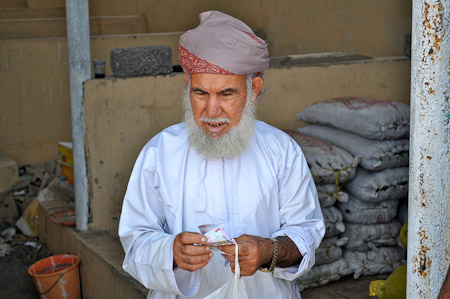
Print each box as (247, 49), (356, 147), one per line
(58, 142), (74, 185)
(61, 164), (74, 185)
(58, 142), (73, 167)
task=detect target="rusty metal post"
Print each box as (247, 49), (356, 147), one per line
(408, 0), (450, 298)
(65, 0), (91, 232)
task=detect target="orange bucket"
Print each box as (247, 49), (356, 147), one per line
(28, 254), (81, 299)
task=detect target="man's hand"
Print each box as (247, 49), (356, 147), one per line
(173, 232), (212, 272)
(218, 235), (303, 276)
(218, 235), (273, 276)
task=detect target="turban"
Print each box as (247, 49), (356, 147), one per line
(179, 11), (269, 75)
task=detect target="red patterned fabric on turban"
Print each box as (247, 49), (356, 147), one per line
(179, 11), (269, 75)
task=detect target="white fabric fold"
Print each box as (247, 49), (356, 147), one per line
(195, 159), (207, 212)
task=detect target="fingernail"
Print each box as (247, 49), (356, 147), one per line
(206, 246), (210, 252)
(209, 252), (213, 257)
(201, 237), (207, 242)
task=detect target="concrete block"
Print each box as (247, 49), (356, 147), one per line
(0, 152), (18, 193)
(110, 46), (172, 77)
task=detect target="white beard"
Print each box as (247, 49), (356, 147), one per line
(183, 84), (257, 160)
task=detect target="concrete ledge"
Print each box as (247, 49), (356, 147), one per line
(0, 15), (147, 40)
(0, 0), (26, 8)
(0, 6), (65, 19)
(38, 200), (147, 298)
(26, 0), (65, 8)
(269, 52), (372, 68)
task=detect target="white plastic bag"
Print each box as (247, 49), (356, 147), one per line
(203, 240), (248, 299)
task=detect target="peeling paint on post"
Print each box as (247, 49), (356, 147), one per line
(65, 1), (91, 232)
(408, 0), (450, 298)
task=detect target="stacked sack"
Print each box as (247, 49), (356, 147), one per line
(297, 97), (409, 279)
(286, 131), (358, 290)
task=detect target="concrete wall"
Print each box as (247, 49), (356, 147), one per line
(83, 57), (411, 234)
(16, 0), (411, 57)
(0, 1), (411, 167)
(0, 33), (181, 166)
(259, 0), (412, 58)
(83, 75), (185, 233)
(260, 57), (412, 130)
(87, 0), (411, 57)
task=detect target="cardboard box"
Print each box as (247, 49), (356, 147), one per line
(58, 142), (74, 185)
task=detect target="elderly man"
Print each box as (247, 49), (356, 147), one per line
(119, 11), (325, 299)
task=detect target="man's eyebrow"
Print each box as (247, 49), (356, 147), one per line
(192, 87), (208, 93)
(218, 88), (238, 94)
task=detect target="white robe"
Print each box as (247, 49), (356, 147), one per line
(118, 121), (325, 299)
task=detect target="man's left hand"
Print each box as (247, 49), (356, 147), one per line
(218, 234), (273, 276)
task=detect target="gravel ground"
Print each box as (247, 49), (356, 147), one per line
(0, 234), (50, 299)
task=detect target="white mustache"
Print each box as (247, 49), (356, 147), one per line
(200, 117), (231, 124)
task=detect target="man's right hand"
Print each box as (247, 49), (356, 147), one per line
(173, 232), (212, 272)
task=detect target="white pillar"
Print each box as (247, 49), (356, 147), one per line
(408, 0), (450, 298)
(65, 0), (91, 232)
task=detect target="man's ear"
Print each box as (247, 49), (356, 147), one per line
(251, 77), (263, 101)
(184, 73), (190, 85)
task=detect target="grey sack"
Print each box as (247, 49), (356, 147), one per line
(338, 194), (399, 224)
(287, 131), (360, 184)
(297, 97), (410, 140)
(341, 221), (402, 251)
(345, 167), (409, 203)
(298, 125), (409, 170)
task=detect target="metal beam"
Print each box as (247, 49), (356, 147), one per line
(408, 0), (450, 298)
(65, 0), (91, 232)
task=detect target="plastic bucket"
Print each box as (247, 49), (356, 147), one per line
(28, 254), (81, 299)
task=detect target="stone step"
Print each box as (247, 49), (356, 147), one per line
(0, 0), (27, 9)
(38, 199), (148, 299)
(0, 6), (65, 19)
(0, 15), (147, 40)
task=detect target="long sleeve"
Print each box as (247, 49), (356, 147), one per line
(271, 140), (326, 281)
(118, 144), (200, 297)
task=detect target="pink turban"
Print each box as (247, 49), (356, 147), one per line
(179, 11), (269, 75)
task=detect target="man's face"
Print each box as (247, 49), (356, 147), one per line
(186, 73), (248, 138)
